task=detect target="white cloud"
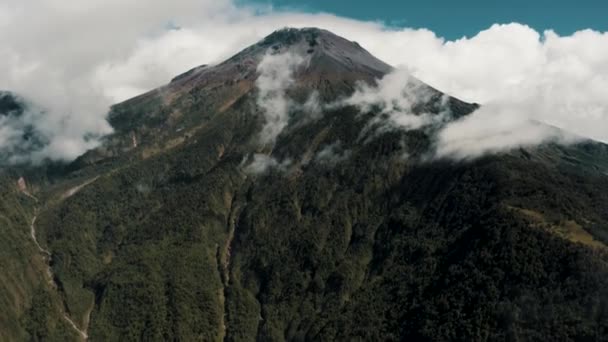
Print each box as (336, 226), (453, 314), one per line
(434, 103), (580, 160)
(1, 1), (607, 162)
(245, 153), (291, 174)
(333, 23), (608, 158)
(0, 0), (235, 162)
(363, 24), (608, 158)
(256, 52), (306, 144)
(341, 68), (451, 136)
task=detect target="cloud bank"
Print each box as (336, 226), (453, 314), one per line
(1, 0), (607, 162)
(434, 104), (579, 159)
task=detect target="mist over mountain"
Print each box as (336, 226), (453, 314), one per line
(4, 0), (608, 164)
(1, 28), (608, 341)
(0, 92), (52, 164)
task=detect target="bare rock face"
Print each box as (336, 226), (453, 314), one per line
(165, 28), (394, 102)
(171, 28), (391, 85)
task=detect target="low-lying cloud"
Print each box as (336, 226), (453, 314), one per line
(434, 104), (579, 159)
(1, 1), (607, 163)
(342, 68), (451, 138)
(337, 66), (583, 159)
(245, 153), (292, 174)
(256, 52), (306, 145)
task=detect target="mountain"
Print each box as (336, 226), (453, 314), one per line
(2, 27), (608, 341)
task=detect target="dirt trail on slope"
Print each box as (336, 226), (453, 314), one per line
(22, 191), (39, 202)
(62, 314), (88, 341)
(23, 174), (102, 339)
(29, 211), (91, 341)
(30, 214), (51, 257)
(81, 300), (94, 339)
(61, 177), (100, 200)
(216, 194), (243, 341)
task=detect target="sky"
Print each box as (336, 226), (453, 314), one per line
(0, 0), (607, 162)
(245, 0), (608, 40)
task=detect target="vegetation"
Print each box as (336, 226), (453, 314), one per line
(0, 176), (76, 341)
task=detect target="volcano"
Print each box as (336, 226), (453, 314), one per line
(1, 28), (608, 341)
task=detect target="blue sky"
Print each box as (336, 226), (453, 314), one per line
(244, 0), (607, 40)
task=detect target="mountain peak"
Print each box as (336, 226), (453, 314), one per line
(257, 27), (361, 54)
(258, 27), (326, 47)
(166, 27), (393, 102)
(253, 27), (392, 77)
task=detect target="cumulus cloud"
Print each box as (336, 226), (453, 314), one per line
(256, 52), (306, 144)
(334, 24), (608, 158)
(335, 64), (583, 159)
(366, 25), (608, 158)
(1, 1), (607, 162)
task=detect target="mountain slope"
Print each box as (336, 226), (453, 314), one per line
(2, 27), (608, 341)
